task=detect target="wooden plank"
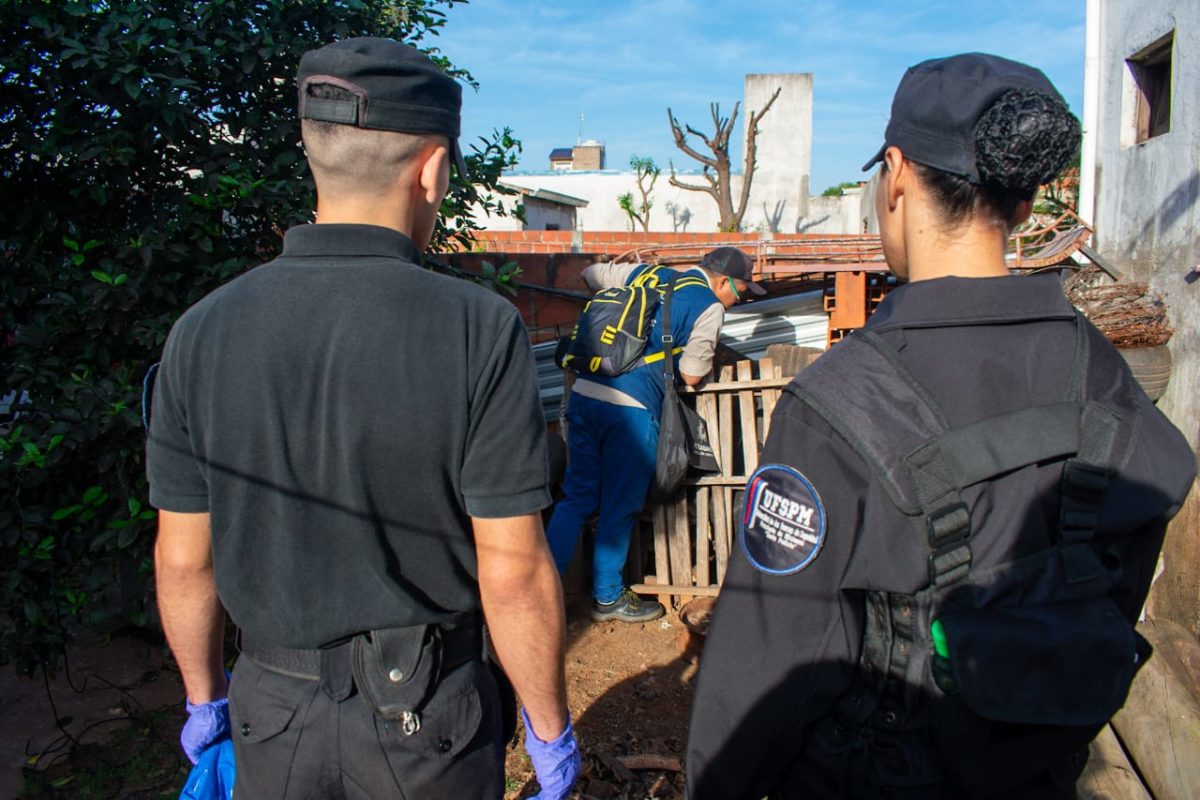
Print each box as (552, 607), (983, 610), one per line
(737, 360), (759, 474)
(1139, 617), (1200, 705)
(695, 487), (711, 588)
(630, 583), (720, 597)
(718, 365), (734, 479)
(691, 475), (750, 486)
(697, 392), (724, 477)
(1111, 645), (1200, 799)
(652, 503), (671, 607)
(690, 375), (796, 392)
(669, 490), (692, 604)
(760, 358), (780, 442)
(713, 486), (731, 584)
(1078, 724), (1151, 800)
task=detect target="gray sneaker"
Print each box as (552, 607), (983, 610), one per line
(591, 588), (665, 623)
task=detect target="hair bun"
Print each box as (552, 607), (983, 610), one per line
(973, 89), (1081, 198)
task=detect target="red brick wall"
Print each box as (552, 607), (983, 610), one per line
(446, 251), (595, 342)
(442, 232), (880, 343)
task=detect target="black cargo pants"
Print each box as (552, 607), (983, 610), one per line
(228, 636), (506, 799)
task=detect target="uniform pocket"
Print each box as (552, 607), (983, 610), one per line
(228, 657), (315, 792)
(936, 596), (1139, 726)
(375, 661), (486, 762)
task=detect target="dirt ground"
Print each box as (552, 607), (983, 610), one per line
(2, 595), (702, 800)
(505, 594), (701, 800)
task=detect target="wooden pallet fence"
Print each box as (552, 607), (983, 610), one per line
(632, 357), (796, 607)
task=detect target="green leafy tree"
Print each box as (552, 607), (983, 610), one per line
(821, 181), (861, 197)
(617, 155), (660, 232)
(0, 0), (518, 676)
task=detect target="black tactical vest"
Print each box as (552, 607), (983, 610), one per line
(787, 313), (1149, 799)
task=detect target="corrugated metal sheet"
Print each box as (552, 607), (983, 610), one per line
(533, 290), (827, 422)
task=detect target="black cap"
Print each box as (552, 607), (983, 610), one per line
(862, 53), (1063, 183)
(298, 37), (468, 176)
(699, 247), (766, 296)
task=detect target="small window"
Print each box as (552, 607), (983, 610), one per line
(1127, 31), (1173, 143)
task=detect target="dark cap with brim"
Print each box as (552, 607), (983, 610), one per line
(298, 37), (468, 176)
(862, 52), (1062, 183)
(700, 246), (766, 296)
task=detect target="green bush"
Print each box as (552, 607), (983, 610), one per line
(820, 181), (861, 197)
(0, 0), (517, 676)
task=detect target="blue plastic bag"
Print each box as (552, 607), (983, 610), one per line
(180, 737), (235, 800)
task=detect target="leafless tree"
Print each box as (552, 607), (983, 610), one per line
(666, 86), (781, 232)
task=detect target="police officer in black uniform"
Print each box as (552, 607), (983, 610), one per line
(148, 38), (580, 798)
(685, 53), (1196, 800)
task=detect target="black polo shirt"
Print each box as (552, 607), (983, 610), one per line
(686, 274), (1196, 800)
(147, 224), (552, 648)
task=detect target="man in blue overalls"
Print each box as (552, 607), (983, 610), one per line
(548, 248), (764, 622)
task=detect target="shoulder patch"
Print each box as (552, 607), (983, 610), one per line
(740, 464), (826, 574)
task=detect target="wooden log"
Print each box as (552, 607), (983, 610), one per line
(1077, 724), (1151, 800)
(1110, 642), (1200, 799)
(1139, 617), (1200, 706)
(737, 360), (759, 473)
(695, 487), (711, 588)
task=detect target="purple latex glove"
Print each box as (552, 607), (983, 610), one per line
(182, 697), (231, 765)
(521, 707), (581, 800)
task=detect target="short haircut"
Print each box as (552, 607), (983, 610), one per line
(300, 83), (444, 196)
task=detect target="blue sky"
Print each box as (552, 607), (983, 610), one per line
(431, 0), (1086, 193)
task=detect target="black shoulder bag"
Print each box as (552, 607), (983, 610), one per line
(648, 277), (720, 501)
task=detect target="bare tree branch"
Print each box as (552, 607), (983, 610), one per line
(668, 174), (719, 200)
(667, 96), (762, 230)
(732, 87), (782, 230)
(668, 108), (717, 169)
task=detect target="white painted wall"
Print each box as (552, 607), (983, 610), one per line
(743, 73), (814, 233)
(1090, 0), (1200, 449)
(474, 171), (862, 235)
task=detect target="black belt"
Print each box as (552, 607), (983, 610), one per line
(238, 617), (483, 682)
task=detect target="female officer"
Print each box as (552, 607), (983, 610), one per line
(685, 53), (1195, 800)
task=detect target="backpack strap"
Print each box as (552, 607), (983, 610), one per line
(660, 276), (677, 387)
(627, 267), (708, 370)
(794, 315), (1109, 589)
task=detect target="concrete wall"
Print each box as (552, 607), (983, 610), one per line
(743, 73), (814, 233)
(1089, 0), (1200, 631)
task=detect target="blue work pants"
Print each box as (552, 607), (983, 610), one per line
(546, 393), (658, 604)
